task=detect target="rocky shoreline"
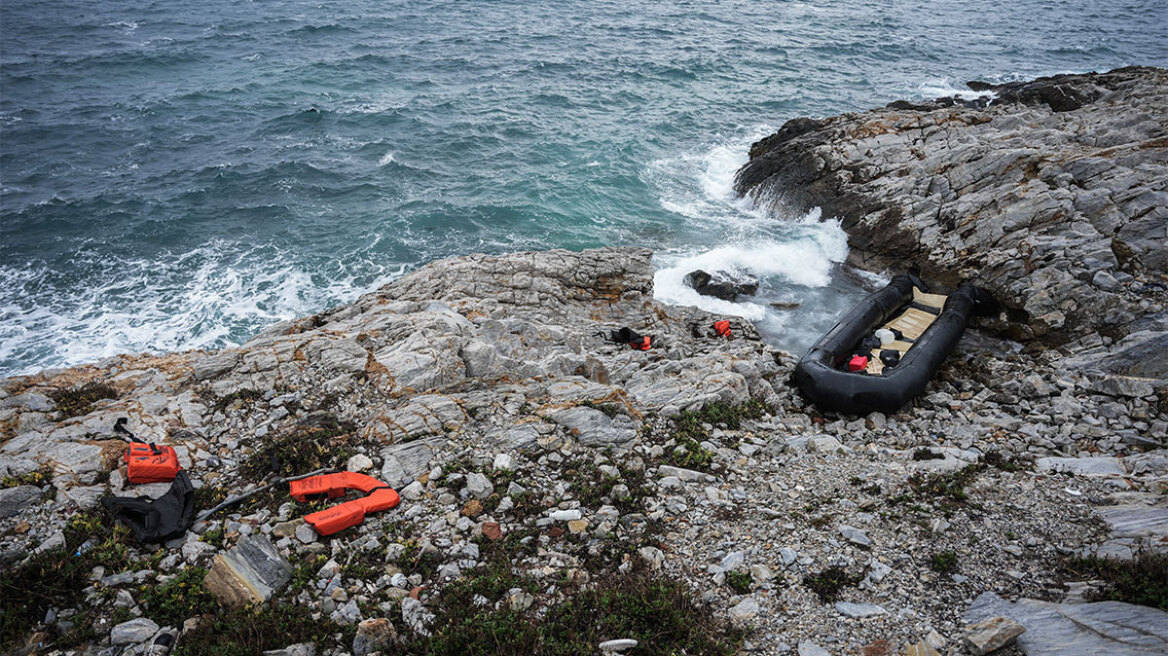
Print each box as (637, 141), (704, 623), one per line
(2, 68), (1167, 656)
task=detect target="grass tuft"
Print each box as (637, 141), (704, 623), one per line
(803, 565), (863, 603)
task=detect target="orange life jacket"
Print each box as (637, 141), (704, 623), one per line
(714, 320), (732, 338)
(289, 472), (401, 536)
(631, 335), (652, 351)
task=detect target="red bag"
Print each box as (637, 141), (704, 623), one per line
(847, 355), (869, 372)
(115, 418), (181, 484)
(714, 320), (732, 338)
(124, 442), (181, 484)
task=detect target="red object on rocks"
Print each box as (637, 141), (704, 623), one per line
(289, 472), (400, 536)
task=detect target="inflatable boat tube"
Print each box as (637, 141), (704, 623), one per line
(793, 274), (993, 415)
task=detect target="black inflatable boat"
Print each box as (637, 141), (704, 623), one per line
(793, 274), (993, 415)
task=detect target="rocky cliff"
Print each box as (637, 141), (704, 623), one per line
(2, 70), (1167, 655)
(736, 66), (1168, 383)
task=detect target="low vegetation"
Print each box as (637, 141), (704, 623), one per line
(1062, 551), (1168, 611)
(49, 382), (119, 418)
(803, 565), (864, 603)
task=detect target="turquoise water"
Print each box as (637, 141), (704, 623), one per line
(3, 0), (1166, 376)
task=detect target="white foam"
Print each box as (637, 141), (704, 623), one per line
(644, 124), (776, 228)
(653, 223), (849, 317)
(0, 240), (408, 377)
(378, 151), (396, 166)
(917, 78), (997, 102)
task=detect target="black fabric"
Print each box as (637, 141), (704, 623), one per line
(116, 417), (160, 454)
(879, 349), (901, 368)
(101, 471), (195, 543)
(599, 327), (654, 347)
(607, 327), (644, 344)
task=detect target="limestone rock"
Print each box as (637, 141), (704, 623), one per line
(0, 485), (42, 518)
(836, 602), (887, 618)
(736, 66), (1168, 378)
(353, 618), (397, 656)
(110, 617), (159, 645)
(966, 591), (1168, 655)
(204, 535), (293, 607)
(1036, 457), (1126, 477)
(963, 616), (1026, 655)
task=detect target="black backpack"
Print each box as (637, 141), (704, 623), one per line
(101, 470), (196, 543)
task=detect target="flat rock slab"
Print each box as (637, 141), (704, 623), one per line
(835, 601), (887, 618)
(204, 534), (292, 607)
(380, 438), (440, 489)
(965, 591), (1168, 656)
(1037, 457), (1127, 477)
(1095, 505), (1168, 540)
(543, 406), (637, 447)
(0, 485), (42, 518)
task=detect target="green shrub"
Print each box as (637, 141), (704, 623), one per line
(1063, 551), (1168, 610)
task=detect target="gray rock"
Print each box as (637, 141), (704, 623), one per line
(401, 596), (434, 636)
(779, 547), (798, 567)
(464, 472), (494, 500)
(835, 602), (887, 618)
(380, 439), (438, 489)
(963, 616), (1026, 655)
(729, 596), (760, 619)
(786, 434), (844, 453)
(545, 406), (637, 447)
(353, 618), (397, 656)
(657, 465), (716, 483)
(110, 617), (160, 645)
(295, 523), (317, 544)
(203, 534), (293, 607)
(721, 551), (746, 571)
(346, 453), (374, 472)
(797, 641), (832, 656)
(639, 546), (665, 570)
(1095, 505), (1168, 541)
(1036, 457), (1126, 477)
(965, 591), (1168, 656)
(0, 485), (41, 518)
(262, 643), (316, 656)
(840, 525), (872, 547)
(599, 638), (639, 652)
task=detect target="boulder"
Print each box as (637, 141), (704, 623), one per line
(683, 269), (760, 301)
(204, 535), (293, 607)
(353, 617), (397, 656)
(963, 616), (1025, 655)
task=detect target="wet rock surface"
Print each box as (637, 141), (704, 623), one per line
(736, 66), (1168, 384)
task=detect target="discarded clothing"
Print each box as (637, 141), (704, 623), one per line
(102, 470), (195, 543)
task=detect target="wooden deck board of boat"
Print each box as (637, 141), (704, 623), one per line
(913, 288), (948, 310)
(884, 307), (939, 340)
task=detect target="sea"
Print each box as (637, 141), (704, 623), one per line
(3, 0), (1166, 377)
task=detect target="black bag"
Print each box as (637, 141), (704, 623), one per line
(879, 349), (901, 368)
(101, 470), (195, 543)
(598, 327), (654, 351)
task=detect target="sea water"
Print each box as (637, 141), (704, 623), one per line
(3, 0), (1166, 376)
